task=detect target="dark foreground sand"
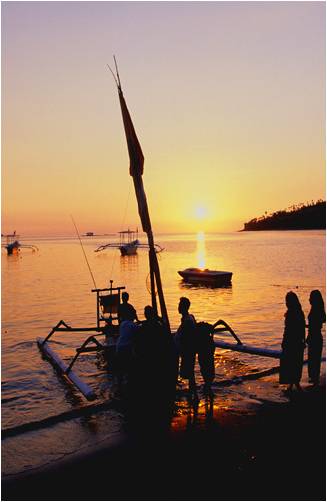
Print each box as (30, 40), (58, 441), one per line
(2, 385), (325, 501)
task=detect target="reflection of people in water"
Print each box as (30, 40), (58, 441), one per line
(118, 292), (138, 323)
(175, 297), (197, 396)
(279, 291), (306, 392)
(307, 290), (325, 386)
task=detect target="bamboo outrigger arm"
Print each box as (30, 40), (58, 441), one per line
(37, 321), (105, 401)
(212, 319), (282, 359)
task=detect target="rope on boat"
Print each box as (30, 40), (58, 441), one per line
(71, 215), (97, 289)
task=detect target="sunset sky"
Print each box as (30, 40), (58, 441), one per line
(2, 1), (325, 236)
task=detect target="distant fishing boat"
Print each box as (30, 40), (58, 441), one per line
(95, 228), (163, 256)
(85, 232), (94, 236)
(178, 268), (232, 286)
(118, 229), (139, 255)
(1, 232), (38, 255)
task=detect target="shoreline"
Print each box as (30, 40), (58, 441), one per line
(2, 382), (325, 501)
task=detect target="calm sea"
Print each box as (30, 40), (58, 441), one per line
(2, 230), (325, 475)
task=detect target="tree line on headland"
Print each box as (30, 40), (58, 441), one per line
(242, 200), (326, 231)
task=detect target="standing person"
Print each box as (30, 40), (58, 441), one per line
(116, 310), (139, 393)
(175, 297), (197, 397)
(279, 291), (306, 392)
(132, 306), (177, 418)
(118, 292), (138, 323)
(197, 322), (215, 395)
(307, 290), (325, 386)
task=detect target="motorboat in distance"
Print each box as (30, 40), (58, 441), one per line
(178, 268), (232, 286)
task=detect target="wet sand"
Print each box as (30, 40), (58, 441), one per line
(2, 383), (325, 501)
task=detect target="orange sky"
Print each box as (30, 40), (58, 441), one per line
(2, 2), (325, 236)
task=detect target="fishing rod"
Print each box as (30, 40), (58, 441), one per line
(71, 215), (97, 289)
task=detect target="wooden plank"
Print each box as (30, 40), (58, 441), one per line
(37, 338), (97, 400)
(214, 338), (281, 358)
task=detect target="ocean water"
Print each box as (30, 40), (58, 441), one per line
(2, 230), (325, 475)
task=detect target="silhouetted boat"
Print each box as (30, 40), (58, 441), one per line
(95, 228), (163, 256)
(2, 232), (38, 255)
(178, 268), (232, 286)
(118, 229), (139, 255)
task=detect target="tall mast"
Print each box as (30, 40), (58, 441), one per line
(110, 60), (170, 332)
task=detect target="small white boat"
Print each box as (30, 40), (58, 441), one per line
(178, 268), (232, 286)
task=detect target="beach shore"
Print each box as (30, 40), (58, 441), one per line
(2, 382), (325, 501)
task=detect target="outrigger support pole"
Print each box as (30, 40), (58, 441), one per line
(213, 319), (243, 345)
(65, 335), (104, 373)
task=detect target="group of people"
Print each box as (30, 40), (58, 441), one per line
(114, 289), (325, 403)
(114, 293), (215, 401)
(280, 289), (325, 391)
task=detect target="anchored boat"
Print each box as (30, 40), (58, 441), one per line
(95, 228), (163, 256)
(2, 232), (38, 255)
(178, 268), (232, 286)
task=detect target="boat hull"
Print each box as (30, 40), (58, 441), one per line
(178, 269), (232, 286)
(119, 245), (138, 256)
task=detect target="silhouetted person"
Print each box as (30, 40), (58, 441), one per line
(196, 322), (215, 395)
(127, 305), (176, 429)
(116, 309), (139, 393)
(118, 292), (138, 323)
(175, 297), (197, 397)
(307, 290), (325, 386)
(279, 291), (306, 392)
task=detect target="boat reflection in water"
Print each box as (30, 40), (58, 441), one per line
(178, 231), (233, 287)
(120, 253), (139, 272)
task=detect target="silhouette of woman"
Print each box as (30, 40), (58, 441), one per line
(307, 290), (325, 386)
(279, 291), (306, 392)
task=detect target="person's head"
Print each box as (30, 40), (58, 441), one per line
(309, 290), (325, 311)
(144, 305), (156, 321)
(285, 291), (302, 312)
(179, 297), (190, 315)
(122, 292), (129, 303)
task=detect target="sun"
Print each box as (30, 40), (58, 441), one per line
(194, 205), (208, 220)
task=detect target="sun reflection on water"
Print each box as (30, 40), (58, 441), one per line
(196, 231), (206, 269)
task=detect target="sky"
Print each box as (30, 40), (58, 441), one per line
(2, 1), (325, 236)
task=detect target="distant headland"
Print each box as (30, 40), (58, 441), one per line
(242, 200), (326, 231)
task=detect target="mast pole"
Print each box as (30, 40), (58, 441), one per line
(109, 59), (170, 331)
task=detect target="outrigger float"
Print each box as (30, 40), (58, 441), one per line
(37, 59), (283, 401)
(2, 232), (38, 255)
(37, 281), (125, 400)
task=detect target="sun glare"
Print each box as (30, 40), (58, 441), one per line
(194, 205), (208, 220)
